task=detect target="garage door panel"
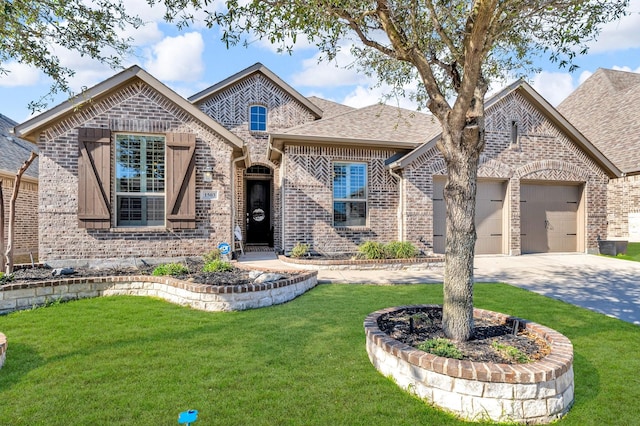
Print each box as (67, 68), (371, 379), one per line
(521, 183), (579, 253)
(433, 179), (505, 255)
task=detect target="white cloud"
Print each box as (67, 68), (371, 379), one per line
(144, 32), (205, 82)
(0, 62), (42, 87)
(588, 0), (640, 53)
(578, 70), (593, 85)
(611, 65), (640, 73)
(531, 71), (575, 106)
(292, 46), (369, 88)
(342, 84), (419, 110)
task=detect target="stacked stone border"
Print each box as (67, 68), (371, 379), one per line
(279, 255), (444, 270)
(0, 270), (317, 315)
(364, 305), (574, 424)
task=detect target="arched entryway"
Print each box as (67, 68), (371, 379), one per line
(245, 165), (273, 246)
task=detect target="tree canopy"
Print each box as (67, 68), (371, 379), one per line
(1, 0), (143, 111)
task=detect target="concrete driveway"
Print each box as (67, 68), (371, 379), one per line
(315, 254), (640, 325)
(239, 252), (640, 325)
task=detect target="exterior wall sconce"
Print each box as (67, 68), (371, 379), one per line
(202, 166), (213, 183)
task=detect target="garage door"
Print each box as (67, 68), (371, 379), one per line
(520, 183), (580, 253)
(433, 179), (506, 254)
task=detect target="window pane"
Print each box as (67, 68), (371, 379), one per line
(334, 201), (366, 227)
(333, 164), (347, 199)
(116, 134), (165, 226)
(249, 105), (267, 131)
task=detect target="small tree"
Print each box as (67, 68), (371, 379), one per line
(0, 152), (38, 273)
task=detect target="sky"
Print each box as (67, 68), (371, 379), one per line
(1, 1), (640, 124)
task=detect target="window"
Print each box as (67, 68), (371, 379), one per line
(249, 105), (267, 132)
(333, 162), (367, 227)
(115, 134), (165, 226)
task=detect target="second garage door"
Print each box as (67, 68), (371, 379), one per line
(520, 183), (581, 253)
(433, 179), (506, 254)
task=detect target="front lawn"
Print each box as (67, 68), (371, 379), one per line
(1, 284), (638, 425)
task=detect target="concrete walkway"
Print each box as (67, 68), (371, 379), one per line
(238, 252), (640, 325)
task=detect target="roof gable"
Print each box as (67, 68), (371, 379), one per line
(14, 66), (244, 152)
(0, 113), (38, 178)
(188, 62), (322, 119)
(389, 80), (620, 177)
(558, 68), (640, 173)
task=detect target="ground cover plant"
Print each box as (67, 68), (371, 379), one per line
(602, 242), (640, 262)
(0, 284), (638, 425)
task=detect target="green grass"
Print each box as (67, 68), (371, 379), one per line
(602, 242), (640, 262)
(1, 284), (639, 425)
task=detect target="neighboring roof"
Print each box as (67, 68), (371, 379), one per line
(13, 66), (247, 158)
(188, 62), (323, 119)
(388, 80), (621, 178)
(558, 68), (640, 174)
(268, 103), (440, 162)
(307, 96), (356, 119)
(0, 113), (38, 179)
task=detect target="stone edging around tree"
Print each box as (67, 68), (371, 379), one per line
(0, 270), (318, 316)
(364, 305), (574, 424)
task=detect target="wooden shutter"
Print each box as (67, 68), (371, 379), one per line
(166, 133), (196, 229)
(78, 128), (111, 229)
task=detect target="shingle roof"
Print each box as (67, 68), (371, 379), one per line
(278, 103), (440, 144)
(0, 113), (38, 179)
(558, 68), (640, 174)
(307, 96), (355, 119)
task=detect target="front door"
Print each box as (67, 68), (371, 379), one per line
(246, 180), (270, 244)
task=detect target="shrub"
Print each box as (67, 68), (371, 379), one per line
(203, 249), (221, 263)
(203, 259), (234, 273)
(418, 338), (463, 359)
(152, 263), (189, 277)
(385, 241), (418, 259)
(0, 271), (14, 284)
(358, 241), (387, 259)
(290, 242), (310, 258)
(491, 341), (531, 363)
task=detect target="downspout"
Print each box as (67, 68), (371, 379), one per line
(231, 147), (248, 249)
(388, 167), (404, 241)
(268, 139), (285, 253)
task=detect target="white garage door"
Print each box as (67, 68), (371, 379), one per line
(433, 179), (506, 254)
(520, 183), (580, 253)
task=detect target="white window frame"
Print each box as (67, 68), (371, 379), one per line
(333, 162), (368, 228)
(114, 133), (166, 227)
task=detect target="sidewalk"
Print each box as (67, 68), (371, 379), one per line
(238, 252), (640, 325)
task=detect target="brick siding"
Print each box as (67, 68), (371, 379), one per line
(1, 174), (38, 259)
(403, 91), (609, 255)
(37, 81), (235, 262)
(607, 175), (640, 240)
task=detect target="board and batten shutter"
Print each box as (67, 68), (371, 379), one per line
(166, 133), (196, 229)
(78, 128), (111, 229)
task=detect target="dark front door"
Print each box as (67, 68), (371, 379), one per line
(246, 180), (270, 244)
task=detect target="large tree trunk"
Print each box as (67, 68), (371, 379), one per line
(440, 125), (482, 341)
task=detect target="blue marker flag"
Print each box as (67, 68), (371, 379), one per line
(178, 409), (198, 424)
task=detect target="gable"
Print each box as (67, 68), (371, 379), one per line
(192, 67), (320, 132)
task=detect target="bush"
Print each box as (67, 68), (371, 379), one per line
(417, 338), (463, 359)
(385, 241), (417, 259)
(0, 271), (14, 284)
(203, 259), (234, 273)
(152, 263), (189, 277)
(358, 241), (387, 259)
(290, 242), (310, 258)
(203, 249), (221, 263)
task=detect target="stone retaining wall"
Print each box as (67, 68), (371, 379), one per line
(279, 255), (444, 270)
(0, 271), (317, 315)
(364, 305), (574, 424)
